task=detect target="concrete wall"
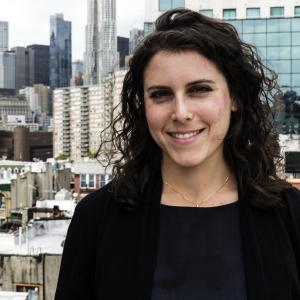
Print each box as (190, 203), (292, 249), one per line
(0, 254), (61, 300)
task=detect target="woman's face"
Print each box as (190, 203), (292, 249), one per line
(143, 50), (236, 170)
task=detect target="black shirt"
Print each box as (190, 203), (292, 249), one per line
(152, 201), (247, 300)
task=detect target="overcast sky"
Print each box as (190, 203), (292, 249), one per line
(0, 0), (145, 60)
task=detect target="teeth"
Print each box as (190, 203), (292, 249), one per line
(171, 130), (200, 139)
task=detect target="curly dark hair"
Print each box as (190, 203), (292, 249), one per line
(98, 8), (288, 210)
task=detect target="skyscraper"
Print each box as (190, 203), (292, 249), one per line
(49, 14), (72, 89)
(129, 28), (144, 54)
(11, 47), (29, 91)
(0, 51), (15, 89)
(117, 36), (129, 68)
(27, 44), (50, 86)
(84, 0), (118, 85)
(0, 22), (8, 51)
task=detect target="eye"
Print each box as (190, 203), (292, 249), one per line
(188, 85), (212, 94)
(149, 89), (173, 102)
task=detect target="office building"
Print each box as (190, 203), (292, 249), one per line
(129, 28), (144, 54)
(27, 44), (50, 86)
(11, 47), (29, 91)
(84, 0), (118, 84)
(0, 94), (31, 122)
(0, 51), (15, 89)
(117, 36), (129, 68)
(0, 22), (8, 51)
(49, 14), (72, 89)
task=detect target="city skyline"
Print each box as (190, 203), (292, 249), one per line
(0, 0), (144, 60)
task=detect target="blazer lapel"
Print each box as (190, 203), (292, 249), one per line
(136, 168), (163, 300)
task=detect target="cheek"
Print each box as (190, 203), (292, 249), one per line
(145, 105), (165, 132)
(201, 100), (231, 133)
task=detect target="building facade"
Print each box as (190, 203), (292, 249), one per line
(129, 28), (144, 54)
(117, 36), (129, 68)
(27, 44), (50, 86)
(0, 21), (8, 51)
(53, 82), (113, 161)
(0, 95), (31, 123)
(84, 0), (118, 85)
(11, 47), (29, 91)
(0, 52), (15, 89)
(49, 14), (72, 89)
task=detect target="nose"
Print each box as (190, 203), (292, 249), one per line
(171, 94), (193, 122)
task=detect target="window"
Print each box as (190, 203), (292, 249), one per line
(270, 7), (284, 17)
(200, 9), (213, 17)
(144, 22), (154, 36)
(80, 174), (96, 188)
(88, 174), (95, 188)
(159, 0), (185, 12)
(100, 175), (106, 187)
(223, 9), (236, 20)
(295, 6), (300, 16)
(246, 8), (260, 18)
(80, 174), (87, 188)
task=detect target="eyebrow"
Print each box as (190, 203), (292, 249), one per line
(145, 79), (215, 93)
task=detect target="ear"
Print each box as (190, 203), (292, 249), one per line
(231, 97), (238, 112)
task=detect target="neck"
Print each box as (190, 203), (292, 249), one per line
(161, 155), (236, 202)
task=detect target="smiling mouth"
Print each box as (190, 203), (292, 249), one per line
(167, 129), (205, 139)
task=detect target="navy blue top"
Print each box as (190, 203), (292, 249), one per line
(152, 201), (247, 300)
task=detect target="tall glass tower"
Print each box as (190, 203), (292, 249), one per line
(84, 0), (118, 85)
(49, 14), (72, 89)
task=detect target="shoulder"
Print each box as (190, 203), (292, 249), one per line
(71, 182), (115, 229)
(277, 186), (300, 230)
(281, 186), (300, 211)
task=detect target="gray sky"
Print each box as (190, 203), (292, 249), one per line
(0, 0), (145, 60)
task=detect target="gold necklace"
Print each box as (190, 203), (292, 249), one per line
(164, 176), (230, 207)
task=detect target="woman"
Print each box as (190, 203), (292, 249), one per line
(55, 8), (300, 300)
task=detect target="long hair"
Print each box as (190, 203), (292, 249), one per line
(98, 8), (288, 210)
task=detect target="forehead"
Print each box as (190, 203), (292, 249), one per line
(143, 50), (224, 88)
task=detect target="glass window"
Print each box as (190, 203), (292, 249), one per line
(159, 0), (171, 10)
(253, 33), (267, 46)
(159, 0), (184, 11)
(88, 174), (95, 188)
(270, 7), (284, 17)
(80, 174), (87, 188)
(277, 74), (291, 86)
(200, 9), (213, 17)
(243, 19), (266, 33)
(144, 22), (154, 36)
(295, 6), (300, 16)
(292, 60), (300, 73)
(267, 47), (291, 60)
(228, 20), (243, 35)
(172, 0), (185, 7)
(292, 18), (300, 31)
(246, 8), (260, 18)
(267, 18), (291, 32)
(267, 33), (291, 46)
(292, 47), (300, 59)
(257, 47), (267, 59)
(100, 175), (106, 187)
(268, 60), (291, 73)
(292, 32), (300, 45)
(223, 9), (236, 20)
(292, 74), (300, 86)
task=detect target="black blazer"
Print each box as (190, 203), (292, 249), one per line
(55, 172), (300, 300)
